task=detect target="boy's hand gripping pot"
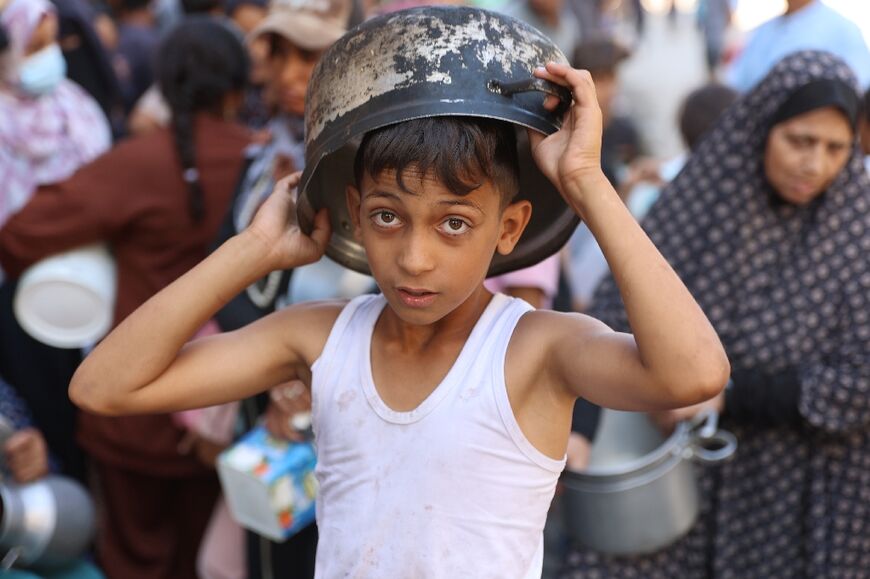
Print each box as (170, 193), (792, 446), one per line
(299, 5), (578, 276)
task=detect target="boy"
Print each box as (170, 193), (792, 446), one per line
(70, 63), (729, 577)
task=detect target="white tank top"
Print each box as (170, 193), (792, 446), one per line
(311, 293), (566, 578)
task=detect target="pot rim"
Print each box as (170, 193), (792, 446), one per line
(298, 104), (579, 276)
(563, 420), (690, 480)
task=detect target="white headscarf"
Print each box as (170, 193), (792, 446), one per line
(0, 0), (111, 227)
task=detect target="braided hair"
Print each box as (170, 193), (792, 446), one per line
(156, 16), (248, 223)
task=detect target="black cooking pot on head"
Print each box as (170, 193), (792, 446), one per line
(299, 5), (579, 276)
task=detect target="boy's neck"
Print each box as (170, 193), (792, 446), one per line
(376, 286), (493, 353)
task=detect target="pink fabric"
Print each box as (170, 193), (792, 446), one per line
(196, 496), (246, 579)
(0, 0), (111, 227)
(173, 320), (240, 445)
(484, 254), (561, 308)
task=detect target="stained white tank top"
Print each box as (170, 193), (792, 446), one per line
(311, 293), (566, 578)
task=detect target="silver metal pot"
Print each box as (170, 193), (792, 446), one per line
(299, 6), (579, 277)
(561, 409), (736, 555)
(0, 476), (96, 570)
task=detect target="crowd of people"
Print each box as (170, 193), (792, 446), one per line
(0, 0), (868, 578)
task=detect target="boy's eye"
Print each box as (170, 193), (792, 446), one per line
(438, 217), (471, 236)
(371, 210), (402, 229)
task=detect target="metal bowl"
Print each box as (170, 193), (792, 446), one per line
(561, 410), (736, 555)
(298, 5), (579, 276)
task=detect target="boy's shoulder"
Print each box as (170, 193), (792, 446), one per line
(509, 308), (610, 367)
(515, 308), (608, 339)
(274, 298), (353, 365)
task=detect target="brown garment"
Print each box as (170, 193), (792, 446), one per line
(96, 463), (221, 579)
(0, 114), (249, 474)
(0, 114), (249, 579)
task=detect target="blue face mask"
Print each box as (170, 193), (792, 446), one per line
(18, 44), (67, 96)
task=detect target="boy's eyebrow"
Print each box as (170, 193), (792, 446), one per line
(438, 199), (484, 213)
(365, 190), (409, 201)
(365, 190), (483, 213)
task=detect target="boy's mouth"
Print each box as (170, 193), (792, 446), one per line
(396, 287), (438, 308)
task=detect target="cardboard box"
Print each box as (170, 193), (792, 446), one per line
(217, 426), (317, 541)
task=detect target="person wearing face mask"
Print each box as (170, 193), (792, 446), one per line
(0, 0), (111, 488)
(0, 0), (111, 229)
(0, 17), (251, 579)
(562, 50), (870, 579)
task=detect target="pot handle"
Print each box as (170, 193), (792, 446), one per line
(488, 77), (572, 116)
(687, 410), (737, 464)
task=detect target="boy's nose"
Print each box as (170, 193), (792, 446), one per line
(397, 231), (436, 276)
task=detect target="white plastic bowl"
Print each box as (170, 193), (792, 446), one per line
(13, 244), (117, 349)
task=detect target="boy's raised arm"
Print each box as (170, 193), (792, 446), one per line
(69, 174), (334, 416)
(529, 63), (730, 410)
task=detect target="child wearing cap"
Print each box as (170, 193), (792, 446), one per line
(70, 48), (729, 579)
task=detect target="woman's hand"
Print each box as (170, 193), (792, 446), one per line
(650, 391), (725, 434)
(528, 62), (606, 209)
(245, 172), (332, 272)
(4, 428), (49, 484)
(264, 380), (312, 442)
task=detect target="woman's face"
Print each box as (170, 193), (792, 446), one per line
(25, 13), (59, 57)
(764, 106), (853, 205)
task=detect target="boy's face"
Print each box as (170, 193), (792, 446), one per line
(347, 169), (531, 325)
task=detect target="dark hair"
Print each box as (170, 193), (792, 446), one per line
(118, 0), (153, 11)
(181, 0), (224, 14)
(353, 117), (520, 205)
(225, 0), (268, 16)
(679, 83), (738, 150)
(157, 16), (248, 222)
(863, 87), (870, 120)
(572, 38), (630, 76)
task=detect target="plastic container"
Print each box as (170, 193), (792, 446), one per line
(13, 244), (117, 349)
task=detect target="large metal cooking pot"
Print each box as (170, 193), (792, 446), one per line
(561, 409), (736, 555)
(0, 476), (96, 570)
(299, 6), (579, 276)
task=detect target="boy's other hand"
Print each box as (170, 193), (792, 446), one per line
(265, 380), (313, 442)
(4, 428), (49, 484)
(177, 431), (226, 468)
(528, 62), (605, 208)
(247, 172), (332, 271)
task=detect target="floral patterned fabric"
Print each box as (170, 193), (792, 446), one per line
(563, 51), (870, 578)
(0, 0), (111, 228)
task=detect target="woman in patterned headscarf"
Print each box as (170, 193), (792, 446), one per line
(562, 50), (869, 578)
(0, 0), (111, 228)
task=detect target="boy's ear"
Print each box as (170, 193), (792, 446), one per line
(496, 200), (532, 256)
(345, 184), (362, 241)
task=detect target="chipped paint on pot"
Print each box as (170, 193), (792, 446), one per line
(305, 7), (567, 147)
